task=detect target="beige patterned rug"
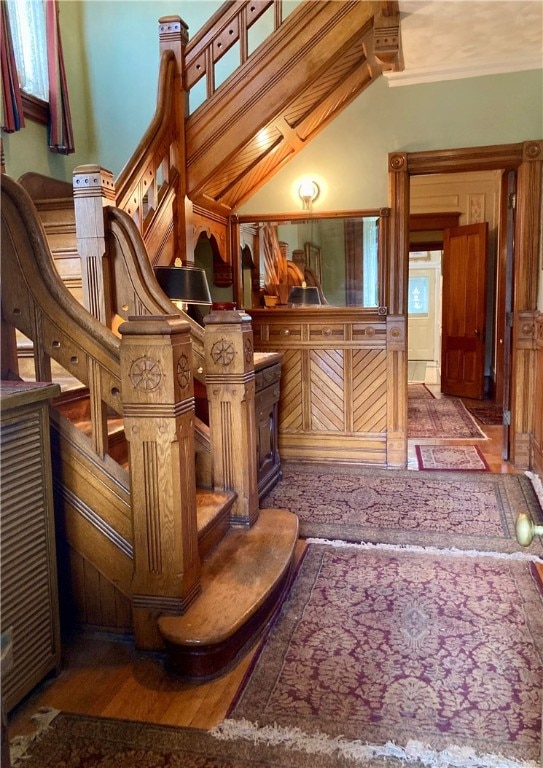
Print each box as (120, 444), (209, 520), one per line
(262, 464), (543, 555)
(220, 545), (543, 767)
(415, 444), (489, 472)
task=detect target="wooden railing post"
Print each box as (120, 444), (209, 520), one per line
(119, 315), (200, 650)
(204, 310), (259, 526)
(158, 16), (189, 260)
(73, 165), (116, 325)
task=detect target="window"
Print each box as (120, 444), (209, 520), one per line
(5, 0), (49, 123)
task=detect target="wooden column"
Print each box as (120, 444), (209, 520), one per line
(119, 315), (200, 650)
(204, 310), (259, 526)
(511, 141), (543, 468)
(385, 152), (409, 467)
(73, 165), (116, 325)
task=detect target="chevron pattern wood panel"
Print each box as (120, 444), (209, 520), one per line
(310, 349), (345, 432)
(278, 349), (303, 433)
(352, 349), (387, 433)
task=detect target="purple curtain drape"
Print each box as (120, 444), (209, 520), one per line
(46, 0), (74, 154)
(1, 0), (25, 132)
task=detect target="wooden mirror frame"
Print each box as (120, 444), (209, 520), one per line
(230, 208), (390, 311)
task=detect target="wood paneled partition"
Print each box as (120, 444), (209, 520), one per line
(248, 307), (401, 466)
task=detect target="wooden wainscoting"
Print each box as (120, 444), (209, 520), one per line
(249, 307), (401, 466)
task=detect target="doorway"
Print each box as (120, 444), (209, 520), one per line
(408, 170), (503, 402)
(389, 141), (542, 470)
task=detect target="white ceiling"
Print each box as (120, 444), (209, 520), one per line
(385, 0), (543, 86)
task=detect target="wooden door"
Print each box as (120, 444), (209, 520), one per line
(441, 223), (488, 399)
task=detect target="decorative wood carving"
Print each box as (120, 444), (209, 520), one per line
(120, 315), (200, 650)
(204, 311), (259, 526)
(186, 2), (395, 212)
(249, 308), (390, 465)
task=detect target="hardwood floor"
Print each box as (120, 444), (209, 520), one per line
(6, 410), (540, 747)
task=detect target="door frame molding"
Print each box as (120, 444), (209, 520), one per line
(388, 141), (543, 468)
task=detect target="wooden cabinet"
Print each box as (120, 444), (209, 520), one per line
(254, 354), (282, 498)
(0, 381), (61, 713)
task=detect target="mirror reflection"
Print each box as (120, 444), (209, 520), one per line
(238, 212), (385, 309)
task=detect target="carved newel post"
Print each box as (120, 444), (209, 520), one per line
(119, 315), (200, 650)
(72, 165), (116, 325)
(204, 310), (259, 527)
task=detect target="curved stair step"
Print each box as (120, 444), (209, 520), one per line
(158, 507), (299, 681)
(196, 488), (236, 558)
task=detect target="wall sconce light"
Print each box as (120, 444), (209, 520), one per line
(298, 179), (320, 210)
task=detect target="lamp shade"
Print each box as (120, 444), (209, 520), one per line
(288, 285), (321, 306)
(154, 265), (212, 305)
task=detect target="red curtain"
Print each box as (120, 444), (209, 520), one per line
(1, 0), (25, 132)
(46, 0), (74, 154)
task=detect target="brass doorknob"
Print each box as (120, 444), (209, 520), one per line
(515, 512), (543, 547)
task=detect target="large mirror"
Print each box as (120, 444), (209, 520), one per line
(236, 210), (388, 309)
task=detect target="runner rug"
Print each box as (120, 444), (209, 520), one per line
(218, 544), (543, 768)
(408, 396), (486, 439)
(466, 404), (504, 426)
(408, 383), (435, 400)
(9, 710), (348, 768)
(415, 444), (489, 472)
(261, 464), (543, 555)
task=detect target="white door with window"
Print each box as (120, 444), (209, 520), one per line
(408, 258), (441, 368)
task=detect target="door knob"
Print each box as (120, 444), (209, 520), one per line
(515, 512), (543, 546)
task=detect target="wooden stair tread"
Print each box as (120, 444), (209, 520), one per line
(196, 489), (235, 533)
(159, 508), (298, 647)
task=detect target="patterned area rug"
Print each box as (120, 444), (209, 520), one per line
(415, 444), (489, 472)
(408, 397), (486, 439)
(466, 404), (504, 425)
(261, 464), (543, 554)
(408, 383), (435, 400)
(10, 711), (355, 768)
(222, 545), (543, 766)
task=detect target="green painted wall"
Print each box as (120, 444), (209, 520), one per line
(2, 1), (222, 181)
(238, 69), (543, 214)
(3, 2), (542, 217)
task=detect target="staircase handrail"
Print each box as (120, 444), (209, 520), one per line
(114, 49), (183, 253)
(2, 174), (203, 648)
(2, 174), (122, 427)
(106, 206), (206, 373)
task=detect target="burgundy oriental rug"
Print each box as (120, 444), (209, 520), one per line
(415, 444), (489, 472)
(466, 404), (504, 426)
(408, 383), (435, 400)
(408, 397), (486, 439)
(261, 464), (543, 555)
(220, 545), (543, 767)
(261, 462), (543, 555)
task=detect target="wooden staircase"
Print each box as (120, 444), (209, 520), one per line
(1, 173), (298, 680)
(1, 1), (399, 679)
